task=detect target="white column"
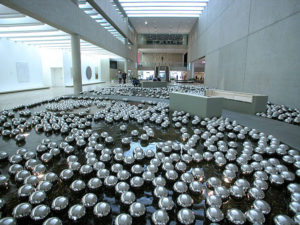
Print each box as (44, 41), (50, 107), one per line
(191, 62), (195, 79)
(71, 33), (82, 95)
(124, 59), (128, 74)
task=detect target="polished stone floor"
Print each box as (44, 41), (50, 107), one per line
(0, 84), (110, 111)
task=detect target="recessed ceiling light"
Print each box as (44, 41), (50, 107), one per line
(145, 21), (148, 25)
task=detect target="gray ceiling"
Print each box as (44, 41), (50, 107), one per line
(129, 17), (198, 34)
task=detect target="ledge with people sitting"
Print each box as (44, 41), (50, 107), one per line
(141, 76), (167, 88)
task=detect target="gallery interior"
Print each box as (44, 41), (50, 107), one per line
(0, 0), (299, 224)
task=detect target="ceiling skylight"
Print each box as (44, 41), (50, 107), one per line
(0, 4), (123, 58)
(78, 0), (126, 44)
(119, 0), (209, 17)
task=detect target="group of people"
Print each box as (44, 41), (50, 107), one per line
(117, 71), (127, 84)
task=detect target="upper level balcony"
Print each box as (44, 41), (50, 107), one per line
(138, 34), (188, 47)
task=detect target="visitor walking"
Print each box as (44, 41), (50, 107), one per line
(117, 71), (122, 84)
(122, 72), (127, 84)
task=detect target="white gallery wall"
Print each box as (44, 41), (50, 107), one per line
(0, 38), (44, 92)
(63, 51), (103, 86)
(188, 0), (300, 108)
(0, 38), (109, 93)
(40, 48), (63, 87)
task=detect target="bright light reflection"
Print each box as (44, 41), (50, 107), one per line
(127, 11), (202, 14)
(124, 7), (204, 10)
(120, 0), (208, 2)
(121, 2), (207, 6)
(128, 14), (200, 17)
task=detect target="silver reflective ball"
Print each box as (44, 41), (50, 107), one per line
(154, 186), (168, 198)
(152, 176), (166, 187)
(289, 201), (300, 214)
(12, 203), (32, 219)
(115, 213), (132, 225)
(248, 187), (265, 200)
(214, 186), (229, 200)
(230, 185), (245, 200)
(173, 181), (188, 194)
(129, 202), (146, 217)
(158, 197), (175, 211)
(93, 202), (111, 217)
(253, 179), (269, 191)
(117, 170), (130, 181)
(43, 217), (63, 225)
(115, 182), (130, 195)
(70, 180), (86, 192)
(51, 196), (69, 211)
(151, 210), (169, 225)
(130, 176), (144, 188)
(29, 191), (47, 205)
(87, 177), (102, 191)
(245, 209), (265, 224)
(81, 193), (98, 208)
(68, 204), (86, 221)
(273, 214), (294, 225)
(207, 177), (222, 189)
(104, 175), (118, 187)
(177, 208), (195, 225)
(226, 208), (246, 224)
(30, 204), (50, 221)
(189, 181), (203, 194)
(206, 195), (222, 208)
(253, 200), (271, 215)
(121, 191), (136, 205)
(177, 194), (194, 208)
(0, 217), (17, 225)
(206, 206), (224, 223)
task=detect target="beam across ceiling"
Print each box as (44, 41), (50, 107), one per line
(0, 0), (132, 60)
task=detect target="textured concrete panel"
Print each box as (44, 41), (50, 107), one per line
(245, 12), (300, 108)
(249, 0), (300, 33)
(205, 0), (233, 32)
(218, 38), (248, 92)
(189, 0), (300, 109)
(204, 50), (220, 89)
(219, 0), (251, 47)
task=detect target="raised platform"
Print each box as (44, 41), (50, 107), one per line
(170, 92), (223, 118)
(206, 89), (268, 114)
(65, 81), (105, 87)
(141, 81), (168, 88)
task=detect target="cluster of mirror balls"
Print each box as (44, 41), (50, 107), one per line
(256, 102), (300, 126)
(0, 90), (299, 225)
(87, 85), (207, 99)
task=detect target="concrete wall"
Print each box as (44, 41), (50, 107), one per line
(140, 53), (184, 65)
(188, 0), (300, 108)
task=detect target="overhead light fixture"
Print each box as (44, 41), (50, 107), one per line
(145, 21), (148, 25)
(119, 0), (209, 17)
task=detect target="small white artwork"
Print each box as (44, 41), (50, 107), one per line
(16, 62), (30, 83)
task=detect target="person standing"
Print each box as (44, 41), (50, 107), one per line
(118, 71), (122, 84)
(122, 72), (127, 84)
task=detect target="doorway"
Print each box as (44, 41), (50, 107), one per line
(194, 57), (205, 83)
(50, 67), (64, 87)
